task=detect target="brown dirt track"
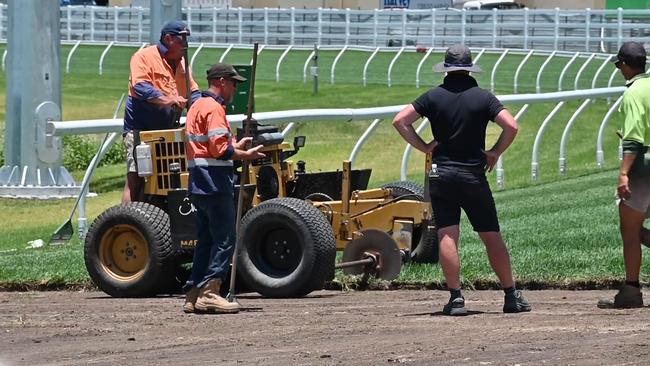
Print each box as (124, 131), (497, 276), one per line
(1, 290), (650, 365)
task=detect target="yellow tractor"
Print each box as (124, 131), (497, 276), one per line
(83, 124), (437, 298)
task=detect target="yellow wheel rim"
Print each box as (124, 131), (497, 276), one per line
(99, 224), (149, 282)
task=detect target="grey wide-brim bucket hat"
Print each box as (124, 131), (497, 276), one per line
(433, 44), (483, 73)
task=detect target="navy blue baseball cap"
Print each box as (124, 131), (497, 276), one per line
(160, 20), (190, 37)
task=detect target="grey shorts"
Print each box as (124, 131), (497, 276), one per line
(123, 131), (137, 173)
(620, 174), (650, 218)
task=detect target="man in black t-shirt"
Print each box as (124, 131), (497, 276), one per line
(393, 44), (531, 316)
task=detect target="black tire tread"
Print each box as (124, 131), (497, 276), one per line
(238, 197), (336, 297)
(84, 202), (174, 297)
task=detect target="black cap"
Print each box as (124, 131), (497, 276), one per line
(433, 44), (482, 73)
(613, 41), (647, 68)
(160, 20), (190, 37)
(206, 63), (247, 82)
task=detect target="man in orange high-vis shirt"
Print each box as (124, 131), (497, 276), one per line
(122, 20), (200, 203)
(182, 63), (265, 314)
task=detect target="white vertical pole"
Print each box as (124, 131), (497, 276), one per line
(374, 8), (378, 47)
(212, 7), (217, 44)
(585, 8), (591, 52)
(554, 7), (559, 50)
(402, 9), (406, 47)
(90, 6), (95, 41)
(345, 8), (350, 46)
(186, 7), (192, 32)
(114, 7), (118, 41)
(264, 7), (268, 45)
(290, 7), (295, 46)
(431, 8), (436, 47)
(523, 7), (529, 49)
(238, 7), (242, 44)
(492, 8), (498, 48)
(318, 7), (323, 45)
(617, 7), (623, 49)
(67, 6), (72, 41)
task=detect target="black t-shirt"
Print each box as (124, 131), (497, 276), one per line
(412, 74), (504, 168)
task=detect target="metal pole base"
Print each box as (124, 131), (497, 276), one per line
(0, 165), (82, 199)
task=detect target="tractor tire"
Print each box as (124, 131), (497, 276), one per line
(381, 181), (438, 264)
(237, 197), (336, 298)
(84, 202), (175, 297)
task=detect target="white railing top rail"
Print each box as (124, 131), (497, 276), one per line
(47, 86), (625, 137)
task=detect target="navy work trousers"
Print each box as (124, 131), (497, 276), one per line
(188, 192), (236, 289)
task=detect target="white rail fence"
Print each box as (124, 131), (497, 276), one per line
(9, 42), (623, 92)
(46, 86), (625, 235)
(0, 6), (649, 52)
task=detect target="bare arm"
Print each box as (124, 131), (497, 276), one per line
(618, 153), (636, 200)
(484, 109), (519, 172)
(392, 104), (437, 154)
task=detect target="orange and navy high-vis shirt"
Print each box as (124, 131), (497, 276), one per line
(185, 91), (236, 195)
(123, 42), (200, 133)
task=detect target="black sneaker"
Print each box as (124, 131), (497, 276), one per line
(503, 290), (532, 313)
(442, 297), (468, 316)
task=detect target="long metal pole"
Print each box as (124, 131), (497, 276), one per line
(228, 43), (259, 303)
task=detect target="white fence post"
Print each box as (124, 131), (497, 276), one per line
(210, 7), (216, 44)
(617, 7), (623, 50)
(596, 95), (624, 168)
(290, 7), (295, 46)
(585, 8), (591, 52)
(67, 6), (72, 41)
(416, 47), (434, 88)
(90, 6), (95, 41)
(374, 8), (378, 47)
(363, 47), (380, 87)
(559, 99), (591, 175)
(523, 7), (529, 49)
(387, 46), (405, 87)
(113, 7), (118, 41)
(263, 7), (268, 45)
(345, 8), (350, 46)
(554, 8), (560, 51)
(402, 9), (407, 47)
(318, 7), (323, 45)
(238, 7), (242, 44)
(303, 48), (316, 83)
(536, 50), (556, 93)
(331, 45), (348, 84)
(492, 8), (498, 48)
(431, 8), (436, 47)
(532, 101), (565, 181)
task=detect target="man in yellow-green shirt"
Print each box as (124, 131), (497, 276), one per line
(598, 41), (650, 309)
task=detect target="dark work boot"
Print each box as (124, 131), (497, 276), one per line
(597, 285), (643, 309)
(442, 297), (468, 316)
(503, 290), (532, 313)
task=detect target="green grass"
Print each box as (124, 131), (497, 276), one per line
(1, 169), (645, 288)
(0, 44), (634, 288)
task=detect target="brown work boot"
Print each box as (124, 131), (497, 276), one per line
(194, 279), (240, 314)
(597, 285), (644, 309)
(182, 287), (199, 313)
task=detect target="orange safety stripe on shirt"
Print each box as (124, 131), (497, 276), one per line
(128, 44), (199, 100)
(185, 97), (232, 161)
